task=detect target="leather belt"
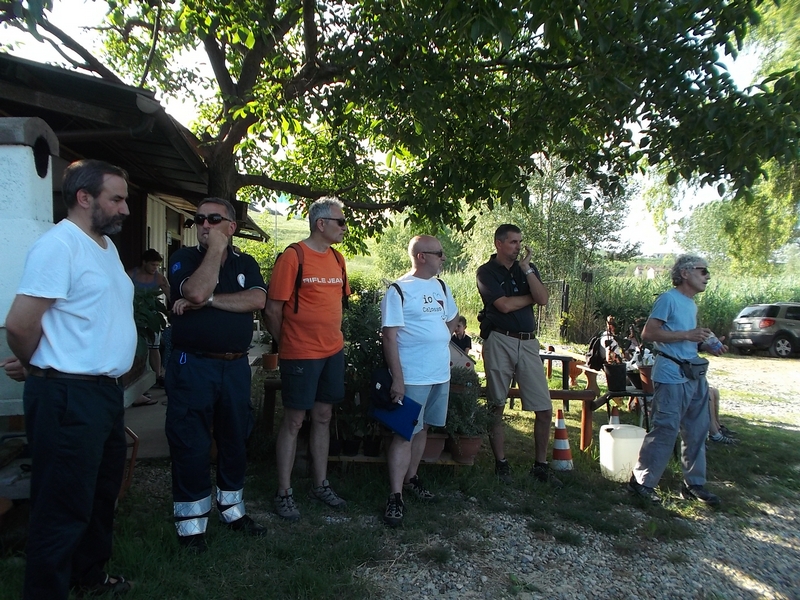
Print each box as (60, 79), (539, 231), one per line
(495, 330), (536, 341)
(177, 349), (247, 361)
(29, 366), (121, 386)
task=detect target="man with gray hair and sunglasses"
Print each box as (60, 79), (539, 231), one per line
(628, 254), (726, 506)
(166, 196), (269, 552)
(265, 197), (350, 521)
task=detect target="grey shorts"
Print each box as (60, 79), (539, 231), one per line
(280, 350), (345, 410)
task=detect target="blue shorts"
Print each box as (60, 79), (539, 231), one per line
(280, 350), (345, 410)
(405, 382), (450, 435)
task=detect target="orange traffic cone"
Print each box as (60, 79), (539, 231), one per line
(609, 406), (621, 425)
(551, 409), (573, 471)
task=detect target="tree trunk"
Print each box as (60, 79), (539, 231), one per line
(205, 144), (240, 202)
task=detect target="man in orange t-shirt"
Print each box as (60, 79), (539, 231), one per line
(264, 197), (350, 521)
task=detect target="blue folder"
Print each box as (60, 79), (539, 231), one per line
(371, 396), (422, 442)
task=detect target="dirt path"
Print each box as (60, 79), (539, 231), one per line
(709, 354), (800, 428)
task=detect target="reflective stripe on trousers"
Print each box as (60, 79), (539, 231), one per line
(174, 495), (211, 537)
(217, 488), (245, 523)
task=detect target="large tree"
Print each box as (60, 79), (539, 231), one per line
(3, 0), (799, 248)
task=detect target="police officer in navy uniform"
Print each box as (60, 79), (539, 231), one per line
(166, 197), (268, 552)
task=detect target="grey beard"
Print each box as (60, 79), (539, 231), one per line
(92, 207), (126, 236)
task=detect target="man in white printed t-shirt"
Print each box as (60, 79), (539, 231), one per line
(4, 160), (137, 599)
(380, 235), (459, 527)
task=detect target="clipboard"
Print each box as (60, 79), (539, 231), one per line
(370, 396), (422, 441)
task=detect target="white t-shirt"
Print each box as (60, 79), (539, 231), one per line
(380, 275), (458, 385)
(17, 219), (137, 377)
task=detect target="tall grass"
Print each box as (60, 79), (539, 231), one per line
(578, 274), (800, 344)
(440, 270), (800, 346)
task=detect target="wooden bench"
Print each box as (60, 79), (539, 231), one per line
(480, 387), (597, 413)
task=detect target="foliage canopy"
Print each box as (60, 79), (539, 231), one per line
(3, 0), (799, 249)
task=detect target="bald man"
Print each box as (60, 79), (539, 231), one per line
(380, 235), (459, 527)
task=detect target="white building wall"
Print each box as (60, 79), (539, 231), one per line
(0, 118), (59, 417)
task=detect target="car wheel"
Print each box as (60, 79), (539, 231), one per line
(768, 335), (793, 358)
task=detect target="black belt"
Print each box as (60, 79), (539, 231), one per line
(495, 330), (536, 341)
(29, 367), (121, 386)
(176, 349), (247, 361)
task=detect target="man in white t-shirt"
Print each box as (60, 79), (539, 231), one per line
(380, 235), (459, 527)
(4, 160), (137, 600)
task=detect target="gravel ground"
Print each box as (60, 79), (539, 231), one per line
(353, 355), (800, 600)
(354, 497), (800, 600)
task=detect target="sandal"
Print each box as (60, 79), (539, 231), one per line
(75, 574), (132, 597)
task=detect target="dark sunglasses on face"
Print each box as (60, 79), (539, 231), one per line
(195, 213), (232, 225)
(693, 267), (710, 276)
(421, 251), (444, 258)
(319, 217), (347, 227)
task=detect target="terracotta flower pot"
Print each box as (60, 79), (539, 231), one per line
(638, 365), (654, 394)
(262, 353), (279, 370)
(449, 435), (483, 465)
(421, 432), (448, 461)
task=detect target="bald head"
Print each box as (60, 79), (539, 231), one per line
(407, 235), (446, 278)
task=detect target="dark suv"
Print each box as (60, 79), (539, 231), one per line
(728, 302), (800, 358)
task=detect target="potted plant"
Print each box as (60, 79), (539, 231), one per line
(123, 288), (168, 387)
(444, 366), (491, 464)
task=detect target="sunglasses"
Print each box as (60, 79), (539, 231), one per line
(319, 217), (347, 227)
(421, 251), (444, 258)
(194, 213), (232, 225)
(693, 267), (710, 276)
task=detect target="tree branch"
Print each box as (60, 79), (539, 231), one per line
(235, 173), (407, 211)
(7, 10), (125, 83)
(303, 0), (317, 65)
(138, 4), (162, 88)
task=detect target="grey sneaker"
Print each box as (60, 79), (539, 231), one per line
(383, 493), (404, 527)
(709, 433), (737, 445)
(308, 479), (347, 510)
(681, 483), (720, 507)
(627, 475), (661, 504)
(530, 462), (563, 488)
(403, 475), (435, 501)
(274, 488), (301, 521)
(495, 459), (513, 485)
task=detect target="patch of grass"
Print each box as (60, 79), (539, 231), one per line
(612, 538), (638, 556)
(667, 551), (689, 564)
(526, 519), (554, 535)
(553, 530), (584, 546)
(419, 543), (452, 564)
(507, 572), (541, 595)
(641, 517), (695, 542)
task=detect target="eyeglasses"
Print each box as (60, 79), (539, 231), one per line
(421, 251), (444, 258)
(319, 217), (347, 227)
(195, 213), (232, 225)
(693, 267), (710, 276)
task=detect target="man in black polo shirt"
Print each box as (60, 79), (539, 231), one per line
(166, 197), (268, 552)
(476, 224), (560, 486)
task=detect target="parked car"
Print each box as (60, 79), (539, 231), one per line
(728, 302), (800, 358)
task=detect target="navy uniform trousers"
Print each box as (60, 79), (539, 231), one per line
(22, 375), (126, 600)
(165, 352), (253, 536)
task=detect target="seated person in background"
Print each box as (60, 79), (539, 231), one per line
(599, 315), (621, 363)
(451, 315), (472, 353)
(708, 386), (737, 444)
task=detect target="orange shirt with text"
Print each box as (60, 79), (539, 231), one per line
(267, 242), (349, 359)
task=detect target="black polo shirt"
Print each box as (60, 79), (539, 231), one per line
(476, 254), (540, 336)
(169, 245), (267, 353)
